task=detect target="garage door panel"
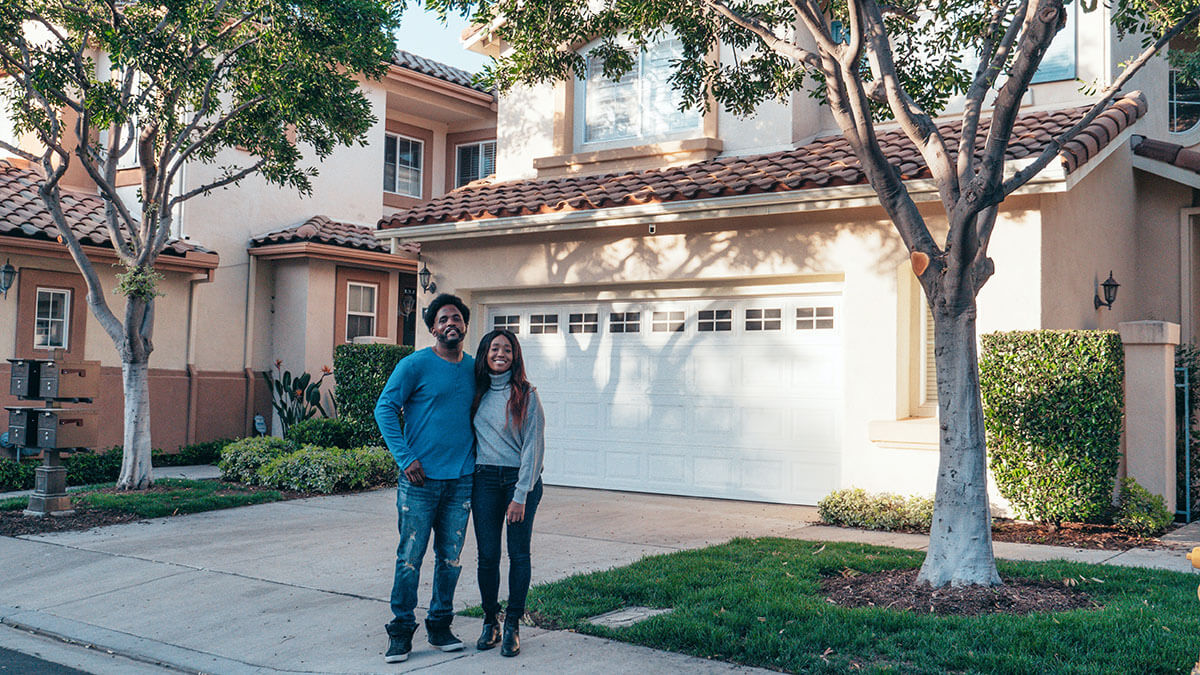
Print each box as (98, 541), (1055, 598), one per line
(490, 293), (843, 505)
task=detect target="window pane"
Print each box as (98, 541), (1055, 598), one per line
(481, 141), (496, 177)
(347, 315), (375, 341)
(383, 135), (397, 191)
(584, 55), (638, 143)
(457, 145), (480, 187)
(34, 288), (70, 349)
(641, 39), (699, 136)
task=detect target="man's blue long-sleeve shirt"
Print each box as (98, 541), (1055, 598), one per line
(373, 348), (476, 480)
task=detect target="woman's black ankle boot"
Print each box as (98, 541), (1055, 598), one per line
(477, 614), (501, 650)
(500, 615), (520, 657)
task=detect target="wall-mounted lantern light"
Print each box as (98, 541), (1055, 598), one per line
(418, 260), (437, 295)
(1094, 271), (1119, 310)
(0, 259), (16, 299)
(399, 288), (417, 317)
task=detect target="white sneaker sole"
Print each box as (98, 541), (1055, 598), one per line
(384, 653), (409, 663)
(431, 642), (464, 652)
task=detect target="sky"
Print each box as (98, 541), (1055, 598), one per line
(394, 7), (489, 74)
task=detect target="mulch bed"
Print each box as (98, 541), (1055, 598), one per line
(822, 568), (1095, 616)
(990, 518), (1166, 550)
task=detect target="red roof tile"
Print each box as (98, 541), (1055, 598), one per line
(0, 160), (213, 258)
(250, 215), (419, 255)
(380, 93), (1147, 229)
(391, 50), (491, 95)
(1131, 135), (1200, 174)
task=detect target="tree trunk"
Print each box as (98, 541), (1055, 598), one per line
(916, 302), (1002, 587)
(117, 358), (154, 490)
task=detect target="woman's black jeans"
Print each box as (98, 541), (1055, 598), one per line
(472, 465), (543, 620)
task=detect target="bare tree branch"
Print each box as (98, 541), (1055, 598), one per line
(169, 157), (268, 207)
(959, 0), (1025, 187)
(700, 0), (822, 68)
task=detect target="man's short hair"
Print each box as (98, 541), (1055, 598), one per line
(423, 293), (470, 329)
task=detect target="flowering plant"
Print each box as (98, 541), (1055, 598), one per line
(264, 361), (332, 434)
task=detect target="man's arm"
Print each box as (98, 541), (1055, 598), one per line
(374, 359), (418, 476)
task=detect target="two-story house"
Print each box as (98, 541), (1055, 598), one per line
(375, 11), (1199, 507)
(0, 50), (496, 449)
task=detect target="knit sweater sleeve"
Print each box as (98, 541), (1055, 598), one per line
(512, 389), (546, 505)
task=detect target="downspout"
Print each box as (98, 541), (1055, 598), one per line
(184, 269), (214, 445)
(242, 254), (259, 436)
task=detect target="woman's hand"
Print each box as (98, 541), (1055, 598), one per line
(506, 500), (525, 523)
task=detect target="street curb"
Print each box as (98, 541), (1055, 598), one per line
(0, 605), (295, 674)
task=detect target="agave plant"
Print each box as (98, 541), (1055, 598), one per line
(264, 361), (332, 434)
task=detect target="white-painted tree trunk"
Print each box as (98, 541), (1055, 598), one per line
(117, 359), (154, 490)
(916, 304), (1002, 587)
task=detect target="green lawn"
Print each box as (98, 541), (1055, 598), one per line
(1, 479), (283, 517)
(520, 538), (1200, 674)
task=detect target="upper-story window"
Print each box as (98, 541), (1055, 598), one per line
(1171, 37), (1200, 133)
(384, 133), (422, 197)
(578, 37), (701, 146)
(456, 141), (496, 188)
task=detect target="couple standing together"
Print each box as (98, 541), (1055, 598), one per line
(373, 293), (546, 663)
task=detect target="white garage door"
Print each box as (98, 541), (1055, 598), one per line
(485, 293), (842, 504)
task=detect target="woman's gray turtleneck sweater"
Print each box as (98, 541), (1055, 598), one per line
(473, 370), (545, 504)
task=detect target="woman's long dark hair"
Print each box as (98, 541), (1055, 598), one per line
(472, 329), (533, 429)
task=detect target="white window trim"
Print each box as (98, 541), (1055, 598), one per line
(573, 37), (702, 151)
(455, 140), (496, 188)
(34, 287), (71, 351)
(384, 132), (423, 198)
(345, 282), (378, 341)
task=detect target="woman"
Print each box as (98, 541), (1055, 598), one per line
(470, 328), (545, 657)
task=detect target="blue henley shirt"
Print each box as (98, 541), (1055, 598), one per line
(373, 348), (476, 480)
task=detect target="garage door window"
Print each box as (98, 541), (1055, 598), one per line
(698, 309), (732, 332)
(652, 311), (685, 333)
(609, 312), (641, 333)
(568, 313), (598, 333)
(745, 308), (782, 331)
(494, 315), (520, 333)
(530, 314), (559, 334)
(797, 306), (836, 330)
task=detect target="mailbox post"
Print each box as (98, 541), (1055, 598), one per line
(6, 355), (99, 516)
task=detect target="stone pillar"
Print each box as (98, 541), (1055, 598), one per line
(1118, 321), (1181, 513)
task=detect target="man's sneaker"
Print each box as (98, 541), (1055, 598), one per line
(385, 621), (414, 663)
(425, 618), (465, 652)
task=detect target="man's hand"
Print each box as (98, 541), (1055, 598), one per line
(506, 501), (525, 523)
(404, 459), (426, 487)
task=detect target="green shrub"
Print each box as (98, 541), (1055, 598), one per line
(285, 418), (358, 449)
(257, 444), (395, 493)
(0, 458), (35, 491)
(218, 436), (293, 485)
(980, 330), (1124, 525)
(65, 448), (124, 485)
(333, 343), (413, 446)
(817, 488), (934, 532)
(153, 439), (234, 467)
(1113, 478), (1173, 537)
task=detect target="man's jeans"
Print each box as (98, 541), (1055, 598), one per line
(471, 465), (543, 619)
(390, 475), (473, 629)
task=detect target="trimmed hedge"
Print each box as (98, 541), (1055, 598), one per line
(258, 444), (395, 493)
(817, 488), (934, 532)
(333, 343), (413, 446)
(285, 418), (359, 450)
(0, 458), (35, 492)
(1114, 478), (1173, 537)
(218, 436), (293, 485)
(154, 439), (234, 467)
(980, 330), (1124, 525)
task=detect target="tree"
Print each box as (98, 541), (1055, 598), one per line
(0, 0), (400, 489)
(443, 0), (1200, 586)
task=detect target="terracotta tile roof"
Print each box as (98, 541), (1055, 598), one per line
(0, 160), (213, 258)
(250, 215), (419, 255)
(381, 93), (1147, 229)
(391, 50), (489, 94)
(1131, 135), (1200, 173)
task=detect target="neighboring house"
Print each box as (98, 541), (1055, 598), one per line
(375, 9), (1197, 508)
(0, 50), (496, 447)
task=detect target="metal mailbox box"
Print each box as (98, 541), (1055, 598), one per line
(35, 408), (98, 449)
(8, 359), (42, 398)
(37, 361), (100, 400)
(6, 407), (39, 447)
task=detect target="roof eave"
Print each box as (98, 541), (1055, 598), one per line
(376, 158), (1068, 244)
(249, 241), (418, 271)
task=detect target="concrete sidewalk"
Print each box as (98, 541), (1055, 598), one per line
(2, 477), (1199, 674)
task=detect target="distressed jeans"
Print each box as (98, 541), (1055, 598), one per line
(389, 475), (473, 629)
(472, 465), (543, 619)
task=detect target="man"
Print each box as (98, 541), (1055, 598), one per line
(374, 293), (476, 663)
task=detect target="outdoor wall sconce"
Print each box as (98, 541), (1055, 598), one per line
(0, 259), (15, 299)
(1094, 271), (1119, 310)
(399, 289), (417, 317)
(418, 260), (437, 295)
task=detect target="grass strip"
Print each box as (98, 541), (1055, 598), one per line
(74, 478), (283, 518)
(517, 537), (1200, 674)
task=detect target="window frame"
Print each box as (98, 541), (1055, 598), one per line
(33, 287), (72, 351)
(383, 132), (424, 198)
(454, 140), (497, 188)
(345, 281), (379, 343)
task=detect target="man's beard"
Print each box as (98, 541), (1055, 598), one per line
(437, 331), (463, 348)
